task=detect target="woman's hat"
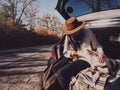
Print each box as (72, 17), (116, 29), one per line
(63, 17), (85, 35)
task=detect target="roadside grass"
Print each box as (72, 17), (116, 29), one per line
(0, 28), (60, 50)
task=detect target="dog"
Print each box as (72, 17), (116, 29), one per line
(77, 49), (109, 74)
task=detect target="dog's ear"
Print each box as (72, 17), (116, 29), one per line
(87, 49), (93, 55)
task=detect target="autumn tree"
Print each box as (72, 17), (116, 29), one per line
(0, 0), (37, 30)
(0, 4), (11, 30)
(38, 13), (63, 35)
(24, 2), (37, 30)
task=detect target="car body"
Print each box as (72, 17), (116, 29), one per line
(55, 0), (120, 59)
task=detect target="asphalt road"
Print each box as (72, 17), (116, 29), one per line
(0, 45), (52, 90)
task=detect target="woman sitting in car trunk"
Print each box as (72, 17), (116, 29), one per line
(55, 17), (105, 90)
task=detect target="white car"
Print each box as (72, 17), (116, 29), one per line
(55, 0), (120, 59)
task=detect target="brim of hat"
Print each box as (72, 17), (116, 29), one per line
(63, 20), (85, 35)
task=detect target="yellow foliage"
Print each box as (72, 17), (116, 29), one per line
(7, 16), (13, 26)
(34, 28), (48, 36)
(33, 28), (58, 37)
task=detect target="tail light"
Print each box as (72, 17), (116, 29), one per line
(51, 50), (56, 59)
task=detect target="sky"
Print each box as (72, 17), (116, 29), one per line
(35, 0), (65, 23)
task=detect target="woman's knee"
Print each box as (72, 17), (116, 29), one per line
(77, 60), (90, 67)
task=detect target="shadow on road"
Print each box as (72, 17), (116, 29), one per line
(0, 55), (48, 77)
(0, 45), (51, 90)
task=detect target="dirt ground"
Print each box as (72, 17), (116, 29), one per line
(0, 46), (52, 90)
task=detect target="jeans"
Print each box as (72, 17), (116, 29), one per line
(56, 59), (90, 90)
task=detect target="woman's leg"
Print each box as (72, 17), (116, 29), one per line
(57, 60), (90, 90)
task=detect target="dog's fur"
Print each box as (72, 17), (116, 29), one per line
(77, 49), (109, 73)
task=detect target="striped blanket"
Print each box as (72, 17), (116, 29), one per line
(78, 67), (109, 90)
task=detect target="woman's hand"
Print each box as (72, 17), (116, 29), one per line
(97, 52), (104, 63)
(70, 50), (78, 61)
(70, 50), (77, 56)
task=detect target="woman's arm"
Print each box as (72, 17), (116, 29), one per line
(86, 29), (104, 63)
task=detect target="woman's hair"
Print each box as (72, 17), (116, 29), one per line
(74, 29), (85, 41)
(68, 28), (85, 50)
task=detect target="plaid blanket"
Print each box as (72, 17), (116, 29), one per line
(78, 67), (109, 90)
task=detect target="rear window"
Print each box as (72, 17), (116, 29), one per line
(65, 0), (120, 17)
(101, 0), (120, 10)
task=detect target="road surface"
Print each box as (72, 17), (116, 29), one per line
(0, 45), (52, 90)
